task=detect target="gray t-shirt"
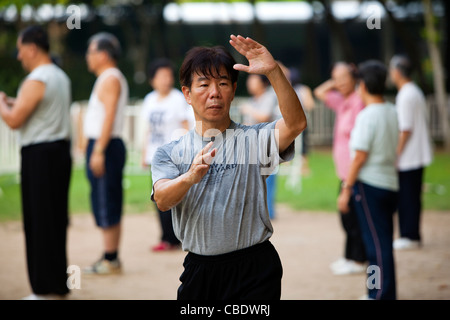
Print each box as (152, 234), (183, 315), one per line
(18, 64), (71, 147)
(151, 120), (294, 255)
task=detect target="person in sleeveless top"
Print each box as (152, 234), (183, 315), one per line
(0, 25), (72, 300)
(82, 32), (129, 275)
(389, 55), (434, 250)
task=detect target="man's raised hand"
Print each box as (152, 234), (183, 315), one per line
(186, 141), (216, 185)
(229, 34), (278, 76)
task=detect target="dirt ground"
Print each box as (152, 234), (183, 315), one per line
(1, 204), (449, 300)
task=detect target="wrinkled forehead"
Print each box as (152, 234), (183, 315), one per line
(192, 65), (230, 81)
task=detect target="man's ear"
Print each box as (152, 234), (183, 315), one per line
(181, 86), (191, 104)
(357, 80), (366, 98)
(29, 43), (39, 58)
(231, 82), (237, 101)
(359, 81), (366, 93)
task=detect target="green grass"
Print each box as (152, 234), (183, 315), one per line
(276, 149), (339, 212)
(0, 149), (449, 222)
(0, 165), (155, 222)
(276, 148), (450, 212)
(0, 174), (21, 221)
(67, 166), (155, 216)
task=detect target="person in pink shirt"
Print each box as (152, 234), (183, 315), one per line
(314, 62), (367, 275)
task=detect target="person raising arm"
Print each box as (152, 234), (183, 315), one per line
(153, 35), (306, 211)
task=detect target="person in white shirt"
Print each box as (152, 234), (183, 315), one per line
(389, 55), (433, 250)
(83, 32), (129, 275)
(141, 58), (194, 252)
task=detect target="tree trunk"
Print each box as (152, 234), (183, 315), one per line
(443, 0), (450, 92)
(318, 0), (355, 63)
(423, 0), (450, 150)
(249, 0), (266, 44)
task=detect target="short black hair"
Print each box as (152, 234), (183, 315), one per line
(390, 54), (412, 78)
(88, 32), (121, 62)
(147, 58), (174, 80)
(20, 25), (49, 52)
(357, 60), (387, 95)
(179, 46), (239, 88)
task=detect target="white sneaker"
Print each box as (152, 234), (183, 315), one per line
(21, 293), (67, 300)
(358, 294), (375, 300)
(83, 258), (122, 275)
(393, 238), (421, 250)
(332, 260), (366, 275)
(22, 294), (46, 300)
(329, 257), (348, 271)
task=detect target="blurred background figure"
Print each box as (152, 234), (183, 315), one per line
(83, 32), (128, 275)
(239, 72), (279, 220)
(338, 60), (399, 300)
(389, 55), (434, 250)
(141, 58), (194, 252)
(290, 67), (315, 176)
(0, 25), (72, 299)
(314, 62), (367, 275)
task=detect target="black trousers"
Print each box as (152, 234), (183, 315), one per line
(177, 241), (282, 300)
(338, 180), (367, 263)
(21, 140), (72, 295)
(156, 206), (180, 245)
(398, 167), (424, 241)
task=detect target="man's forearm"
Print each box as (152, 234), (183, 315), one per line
(153, 174), (195, 212)
(344, 150), (368, 187)
(0, 99), (17, 129)
(313, 79), (334, 102)
(154, 142), (215, 211)
(267, 65), (306, 131)
(397, 131), (411, 156)
(94, 121), (113, 152)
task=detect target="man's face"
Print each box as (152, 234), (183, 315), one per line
(16, 37), (34, 72)
(388, 67), (400, 87)
(332, 65), (355, 97)
(85, 41), (103, 73)
(182, 66), (237, 124)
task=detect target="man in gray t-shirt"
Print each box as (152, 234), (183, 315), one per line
(152, 120), (294, 255)
(151, 35), (307, 300)
(0, 25), (71, 300)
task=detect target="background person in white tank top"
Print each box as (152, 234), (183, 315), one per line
(82, 32), (129, 275)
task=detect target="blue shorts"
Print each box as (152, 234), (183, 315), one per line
(86, 138), (126, 228)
